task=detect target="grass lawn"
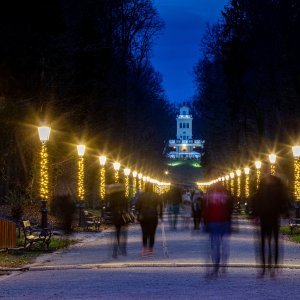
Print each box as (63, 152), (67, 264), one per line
(0, 237), (77, 269)
(280, 225), (300, 243)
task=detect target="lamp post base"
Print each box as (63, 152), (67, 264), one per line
(40, 200), (48, 229)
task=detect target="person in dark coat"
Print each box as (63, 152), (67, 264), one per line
(192, 190), (203, 230)
(107, 184), (128, 258)
(136, 182), (163, 257)
(165, 186), (182, 230)
(252, 174), (289, 276)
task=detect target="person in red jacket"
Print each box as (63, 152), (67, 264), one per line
(203, 183), (233, 276)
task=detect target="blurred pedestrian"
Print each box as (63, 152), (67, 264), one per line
(165, 186), (182, 230)
(203, 183), (233, 276)
(182, 191), (192, 229)
(107, 184), (128, 258)
(136, 182), (163, 257)
(252, 174), (289, 277)
(192, 190), (203, 230)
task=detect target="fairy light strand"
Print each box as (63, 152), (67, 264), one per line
(40, 143), (49, 199)
(78, 156), (85, 201)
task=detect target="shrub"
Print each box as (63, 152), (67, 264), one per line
(4, 190), (28, 222)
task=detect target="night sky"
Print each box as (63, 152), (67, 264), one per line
(152, 0), (228, 104)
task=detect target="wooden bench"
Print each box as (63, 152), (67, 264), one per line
(289, 218), (300, 234)
(0, 219), (16, 249)
(83, 211), (102, 231)
(22, 220), (52, 250)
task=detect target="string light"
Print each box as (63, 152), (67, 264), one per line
(236, 169), (241, 198)
(269, 153), (276, 175)
(255, 161), (262, 189)
(99, 156), (106, 200)
(244, 167), (250, 199)
(230, 172), (235, 196)
(113, 162), (120, 183)
(40, 143), (49, 199)
(77, 145), (85, 201)
(138, 173), (143, 191)
(293, 146), (300, 200)
(132, 171), (137, 195)
(124, 168), (131, 198)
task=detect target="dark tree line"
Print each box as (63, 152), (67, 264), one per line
(194, 0), (300, 176)
(0, 0), (173, 200)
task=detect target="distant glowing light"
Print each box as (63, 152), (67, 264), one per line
(38, 126), (51, 142)
(77, 145), (86, 157)
(255, 161), (262, 169)
(99, 155), (106, 166)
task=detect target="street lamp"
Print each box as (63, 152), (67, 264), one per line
(269, 153), (276, 175)
(113, 162), (121, 183)
(230, 172), (235, 196)
(77, 144), (85, 226)
(138, 173), (143, 191)
(244, 167), (250, 199)
(99, 156), (106, 201)
(292, 146), (300, 207)
(38, 126), (51, 230)
(236, 169), (241, 198)
(132, 171), (137, 196)
(255, 160), (262, 189)
(225, 175), (230, 190)
(143, 175), (147, 191)
(124, 168), (131, 198)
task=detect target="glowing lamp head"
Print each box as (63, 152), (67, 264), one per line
(164, 170), (169, 175)
(255, 161), (262, 169)
(269, 153), (276, 164)
(77, 145), (86, 157)
(230, 172), (235, 179)
(244, 167), (250, 175)
(38, 126), (51, 142)
(143, 176), (147, 182)
(225, 175), (230, 180)
(99, 155), (106, 166)
(236, 169), (241, 177)
(124, 168), (131, 176)
(221, 177), (225, 181)
(132, 171), (138, 178)
(138, 173), (143, 179)
(113, 162), (121, 171)
(292, 146), (300, 158)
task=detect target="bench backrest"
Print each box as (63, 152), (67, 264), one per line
(0, 219), (16, 249)
(22, 220), (31, 229)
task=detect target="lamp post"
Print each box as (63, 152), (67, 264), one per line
(236, 169), (241, 199)
(138, 173), (143, 191)
(77, 144), (85, 227)
(292, 146), (300, 217)
(225, 175), (230, 190)
(38, 126), (51, 230)
(269, 153), (276, 175)
(244, 167), (250, 203)
(143, 176), (147, 191)
(124, 168), (131, 198)
(255, 160), (262, 189)
(99, 156), (106, 201)
(132, 171), (137, 195)
(230, 172), (235, 197)
(113, 162), (121, 183)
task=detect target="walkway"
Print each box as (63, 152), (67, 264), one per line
(1, 215), (300, 299)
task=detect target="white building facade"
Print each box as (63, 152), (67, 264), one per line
(167, 106), (204, 160)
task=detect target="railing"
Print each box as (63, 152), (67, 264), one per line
(177, 115), (193, 119)
(0, 219), (16, 249)
(169, 139), (204, 145)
